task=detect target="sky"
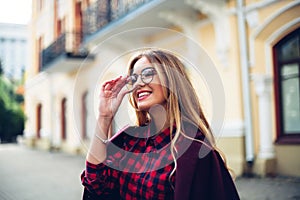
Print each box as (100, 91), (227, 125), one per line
(0, 0), (32, 24)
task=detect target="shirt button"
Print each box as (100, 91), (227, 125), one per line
(106, 160), (112, 165)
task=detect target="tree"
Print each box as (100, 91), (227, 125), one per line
(0, 59), (25, 143)
(0, 60), (3, 75)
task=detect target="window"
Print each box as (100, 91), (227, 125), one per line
(61, 98), (67, 140)
(274, 27), (300, 144)
(36, 104), (42, 139)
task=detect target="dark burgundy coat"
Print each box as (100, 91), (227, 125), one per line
(174, 138), (240, 200)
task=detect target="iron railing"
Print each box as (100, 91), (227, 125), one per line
(40, 0), (153, 70)
(83, 0), (153, 38)
(40, 32), (88, 70)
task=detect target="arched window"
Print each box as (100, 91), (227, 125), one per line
(274, 27), (300, 144)
(36, 103), (42, 139)
(61, 98), (67, 140)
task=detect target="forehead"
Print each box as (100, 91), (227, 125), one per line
(132, 57), (153, 73)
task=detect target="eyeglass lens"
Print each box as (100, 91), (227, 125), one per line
(126, 67), (156, 89)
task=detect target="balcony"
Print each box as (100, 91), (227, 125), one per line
(83, 0), (153, 38)
(81, 0), (204, 46)
(82, 0), (185, 46)
(40, 32), (93, 73)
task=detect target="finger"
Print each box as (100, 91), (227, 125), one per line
(103, 76), (121, 85)
(122, 82), (139, 94)
(112, 76), (128, 93)
(102, 76), (122, 91)
(104, 83), (113, 91)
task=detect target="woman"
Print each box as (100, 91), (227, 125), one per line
(81, 49), (240, 199)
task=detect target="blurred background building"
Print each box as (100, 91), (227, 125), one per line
(0, 23), (28, 81)
(24, 0), (300, 178)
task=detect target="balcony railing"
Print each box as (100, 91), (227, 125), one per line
(40, 32), (88, 71)
(83, 0), (153, 38)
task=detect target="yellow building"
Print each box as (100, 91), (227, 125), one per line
(24, 0), (300, 177)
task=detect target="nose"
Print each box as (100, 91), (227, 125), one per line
(131, 76), (145, 91)
(134, 75), (145, 88)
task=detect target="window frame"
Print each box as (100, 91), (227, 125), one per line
(273, 27), (300, 144)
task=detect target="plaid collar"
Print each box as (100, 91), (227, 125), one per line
(127, 124), (176, 148)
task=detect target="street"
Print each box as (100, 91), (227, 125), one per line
(0, 144), (299, 200)
(0, 144), (85, 200)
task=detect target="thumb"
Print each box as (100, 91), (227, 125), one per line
(117, 85), (131, 101)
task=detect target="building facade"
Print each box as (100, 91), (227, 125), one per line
(0, 23), (29, 81)
(24, 0), (300, 177)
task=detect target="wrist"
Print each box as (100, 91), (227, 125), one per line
(95, 134), (109, 144)
(98, 114), (113, 121)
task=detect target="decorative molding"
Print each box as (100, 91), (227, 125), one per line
(250, 17), (300, 72)
(184, 0), (230, 67)
(218, 120), (245, 138)
(158, 10), (202, 63)
(250, 0), (300, 69)
(251, 74), (272, 95)
(185, 0), (227, 17)
(246, 10), (259, 29)
(244, 0), (278, 13)
(252, 1), (300, 39)
(158, 10), (199, 36)
(252, 74), (275, 159)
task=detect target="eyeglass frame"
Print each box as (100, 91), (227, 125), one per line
(126, 67), (158, 90)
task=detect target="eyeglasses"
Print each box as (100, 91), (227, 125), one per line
(126, 67), (157, 90)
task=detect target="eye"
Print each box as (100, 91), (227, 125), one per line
(129, 74), (138, 84)
(142, 68), (156, 77)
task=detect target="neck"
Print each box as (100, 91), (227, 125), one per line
(148, 104), (169, 132)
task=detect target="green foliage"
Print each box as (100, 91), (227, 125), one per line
(0, 60), (3, 75)
(0, 74), (25, 143)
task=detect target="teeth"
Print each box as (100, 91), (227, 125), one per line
(138, 92), (151, 98)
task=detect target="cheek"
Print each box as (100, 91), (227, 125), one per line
(154, 85), (167, 101)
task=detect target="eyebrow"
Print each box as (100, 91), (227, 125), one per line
(131, 66), (155, 75)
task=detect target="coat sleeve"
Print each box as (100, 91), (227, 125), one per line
(175, 141), (240, 200)
(202, 150), (240, 200)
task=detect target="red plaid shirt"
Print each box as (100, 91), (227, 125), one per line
(81, 125), (176, 199)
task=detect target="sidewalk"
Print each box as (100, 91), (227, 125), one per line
(0, 144), (299, 200)
(0, 144), (85, 200)
(236, 175), (300, 200)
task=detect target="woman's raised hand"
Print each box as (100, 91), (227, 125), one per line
(88, 76), (129, 164)
(98, 76), (130, 119)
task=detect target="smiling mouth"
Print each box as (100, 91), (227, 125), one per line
(137, 91), (152, 100)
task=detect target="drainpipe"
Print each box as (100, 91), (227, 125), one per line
(236, 0), (255, 164)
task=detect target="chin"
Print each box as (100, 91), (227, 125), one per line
(137, 101), (154, 111)
(137, 105), (150, 112)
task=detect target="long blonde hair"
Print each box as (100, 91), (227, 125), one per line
(127, 48), (231, 184)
